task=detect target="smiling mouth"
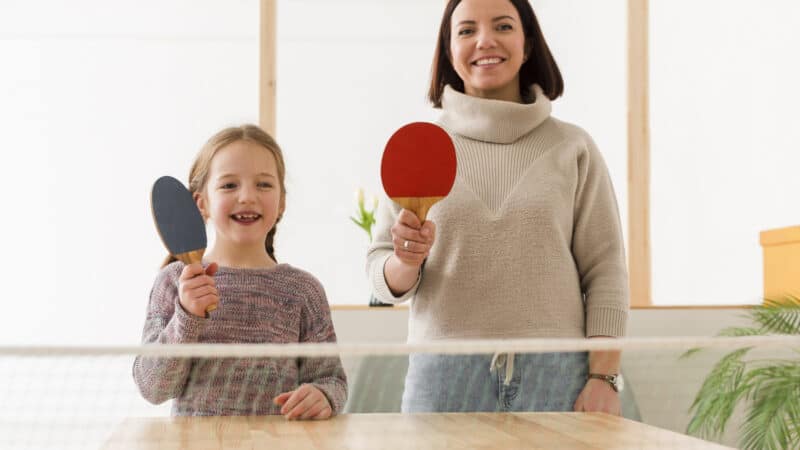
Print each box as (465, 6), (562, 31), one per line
(231, 213), (262, 223)
(473, 57), (505, 66)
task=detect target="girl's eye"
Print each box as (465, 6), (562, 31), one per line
(257, 182), (273, 189)
(220, 183), (237, 189)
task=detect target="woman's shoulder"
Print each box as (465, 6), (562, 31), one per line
(541, 116), (605, 160)
(546, 116), (595, 145)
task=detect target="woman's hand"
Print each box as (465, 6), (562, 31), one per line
(178, 262), (219, 317)
(383, 209), (436, 296)
(273, 384), (333, 420)
(390, 209), (436, 268)
(573, 378), (621, 415)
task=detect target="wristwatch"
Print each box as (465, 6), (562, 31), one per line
(587, 373), (624, 392)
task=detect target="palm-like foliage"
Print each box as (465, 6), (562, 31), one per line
(684, 297), (800, 450)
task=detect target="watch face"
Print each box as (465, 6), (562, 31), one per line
(615, 374), (625, 392)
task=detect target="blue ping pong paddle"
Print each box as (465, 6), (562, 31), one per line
(151, 176), (216, 313)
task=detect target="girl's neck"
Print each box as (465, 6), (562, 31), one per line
(204, 244), (276, 269)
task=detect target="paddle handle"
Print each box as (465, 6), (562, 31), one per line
(174, 249), (217, 313)
(392, 196), (444, 223)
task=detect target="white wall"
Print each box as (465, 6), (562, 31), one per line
(650, 0), (800, 305)
(0, 0), (260, 344)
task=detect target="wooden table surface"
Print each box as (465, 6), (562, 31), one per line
(102, 412), (732, 450)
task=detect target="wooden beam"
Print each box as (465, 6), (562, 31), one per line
(627, 0), (651, 306)
(259, 0), (277, 137)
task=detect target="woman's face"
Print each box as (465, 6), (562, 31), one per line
(449, 0), (527, 102)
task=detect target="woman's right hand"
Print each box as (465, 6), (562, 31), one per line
(178, 262), (219, 317)
(390, 209), (436, 268)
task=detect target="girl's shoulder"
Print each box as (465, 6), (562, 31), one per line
(270, 264), (326, 298)
(153, 261), (185, 285)
(215, 263), (326, 299)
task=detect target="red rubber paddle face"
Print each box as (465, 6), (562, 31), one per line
(380, 122), (457, 199)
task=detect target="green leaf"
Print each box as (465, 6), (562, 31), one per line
(686, 299), (800, 448)
(718, 327), (764, 337)
(751, 297), (800, 335)
(687, 348), (751, 438)
(739, 364), (800, 450)
(680, 327), (763, 359)
(680, 347), (704, 359)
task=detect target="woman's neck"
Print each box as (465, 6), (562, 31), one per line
(464, 78), (523, 103)
(439, 84), (552, 145)
(204, 243), (276, 269)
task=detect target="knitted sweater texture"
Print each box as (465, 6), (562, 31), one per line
(133, 262), (347, 415)
(367, 85), (629, 342)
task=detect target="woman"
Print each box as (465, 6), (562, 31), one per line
(367, 0), (628, 414)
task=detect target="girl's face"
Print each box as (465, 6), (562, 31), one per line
(196, 140), (284, 251)
(449, 0), (527, 102)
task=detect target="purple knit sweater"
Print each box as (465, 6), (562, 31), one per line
(132, 262), (347, 416)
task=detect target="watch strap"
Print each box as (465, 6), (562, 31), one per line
(587, 373), (619, 392)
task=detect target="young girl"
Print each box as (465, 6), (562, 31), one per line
(133, 124), (347, 419)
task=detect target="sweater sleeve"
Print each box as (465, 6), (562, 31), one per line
(365, 197), (422, 304)
(572, 136), (630, 338)
(132, 263), (207, 405)
(296, 276), (348, 415)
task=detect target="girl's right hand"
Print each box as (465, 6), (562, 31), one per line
(178, 262), (219, 317)
(390, 209), (436, 268)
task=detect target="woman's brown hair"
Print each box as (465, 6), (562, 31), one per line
(162, 124), (287, 267)
(428, 0), (564, 107)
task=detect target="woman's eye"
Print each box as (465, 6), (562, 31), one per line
(498, 23), (513, 31)
(457, 28), (473, 36)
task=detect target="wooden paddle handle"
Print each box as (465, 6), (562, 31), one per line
(174, 249), (217, 313)
(393, 196), (444, 223)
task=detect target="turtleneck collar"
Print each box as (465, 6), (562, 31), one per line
(438, 84), (552, 144)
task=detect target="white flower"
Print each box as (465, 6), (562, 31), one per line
(354, 188), (365, 207)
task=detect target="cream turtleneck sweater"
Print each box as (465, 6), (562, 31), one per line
(367, 85), (629, 342)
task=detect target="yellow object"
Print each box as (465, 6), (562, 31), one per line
(760, 226), (800, 302)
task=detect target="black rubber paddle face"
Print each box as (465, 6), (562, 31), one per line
(151, 176), (207, 255)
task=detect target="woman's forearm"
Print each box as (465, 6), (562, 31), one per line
(383, 255), (421, 296)
(588, 337), (621, 374)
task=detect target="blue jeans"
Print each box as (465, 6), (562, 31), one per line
(401, 352), (589, 413)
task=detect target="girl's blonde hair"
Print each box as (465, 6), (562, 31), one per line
(162, 124), (287, 267)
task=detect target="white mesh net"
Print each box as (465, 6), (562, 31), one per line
(1, 335), (799, 449)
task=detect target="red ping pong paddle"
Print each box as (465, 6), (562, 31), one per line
(380, 122), (457, 222)
(151, 175), (217, 313)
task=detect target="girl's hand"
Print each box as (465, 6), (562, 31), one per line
(390, 209), (436, 268)
(573, 378), (621, 415)
(178, 262), (219, 317)
(273, 384), (333, 420)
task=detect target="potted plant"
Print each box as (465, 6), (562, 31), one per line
(351, 188), (390, 307)
(684, 297), (800, 450)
